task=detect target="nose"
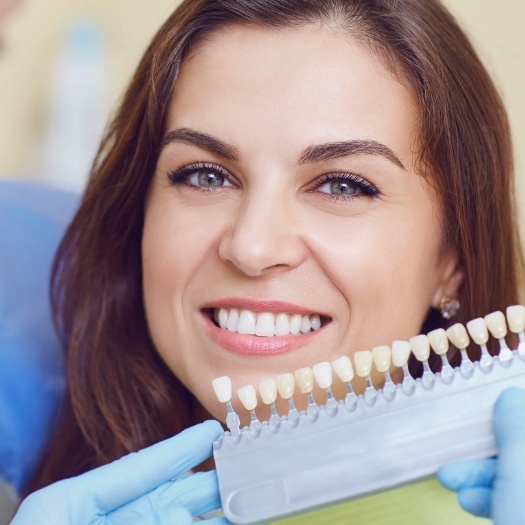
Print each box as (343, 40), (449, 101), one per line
(218, 195), (307, 277)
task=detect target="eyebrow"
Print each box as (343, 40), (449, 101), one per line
(161, 128), (405, 170)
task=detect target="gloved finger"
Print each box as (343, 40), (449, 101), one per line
(108, 503), (193, 525)
(76, 420), (223, 513)
(493, 388), (525, 448)
(457, 487), (492, 518)
(201, 518), (231, 524)
(113, 470), (222, 520)
(437, 458), (496, 490)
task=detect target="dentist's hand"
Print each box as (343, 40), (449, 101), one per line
(10, 420), (229, 524)
(438, 387), (525, 524)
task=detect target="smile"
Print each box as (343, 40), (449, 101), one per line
(212, 308), (324, 337)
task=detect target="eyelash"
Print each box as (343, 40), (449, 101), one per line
(166, 162), (380, 200)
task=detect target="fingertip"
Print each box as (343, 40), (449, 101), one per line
(457, 487), (492, 518)
(494, 387), (525, 446)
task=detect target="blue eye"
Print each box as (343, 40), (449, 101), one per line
(167, 163), (233, 189)
(314, 173), (378, 199)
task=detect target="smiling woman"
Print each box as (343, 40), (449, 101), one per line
(11, 1), (524, 524)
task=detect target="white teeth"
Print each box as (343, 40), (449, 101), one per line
(427, 328), (449, 356)
(294, 367), (314, 394)
(226, 308), (240, 332)
(300, 315), (312, 333)
(354, 350), (373, 378)
(237, 384), (258, 411)
(391, 340), (411, 367)
(215, 308), (323, 336)
(466, 318), (489, 345)
(331, 356), (354, 383)
(259, 379), (278, 405)
(289, 314), (302, 335)
(446, 323), (470, 349)
(312, 362), (332, 389)
(507, 305), (525, 333)
(275, 313), (290, 336)
(372, 345), (391, 373)
(237, 310), (256, 335)
(255, 313), (275, 337)
(409, 335), (430, 362)
(484, 311), (507, 339)
(212, 376), (232, 403)
(276, 373), (295, 399)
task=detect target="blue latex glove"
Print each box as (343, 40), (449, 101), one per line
(438, 387), (525, 523)
(10, 420), (230, 525)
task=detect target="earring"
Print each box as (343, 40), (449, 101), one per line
(439, 297), (460, 320)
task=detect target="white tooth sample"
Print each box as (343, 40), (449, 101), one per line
(466, 318), (489, 345)
(392, 340), (411, 367)
(275, 313), (291, 336)
(276, 373), (295, 399)
(259, 379), (278, 405)
(294, 367), (314, 393)
(300, 315), (312, 333)
(484, 311), (507, 339)
(311, 315), (322, 331)
(506, 305), (525, 333)
(226, 308), (240, 332)
(372, 345), (391, 373)
(237, 310), (257, 335)
(218, 308), (228, 329)
(212, 376), (232, 403)
(332, 356), (354, 383)
(354, 350), (373, 378)
(255, 312), (276, 337)
(312, 362), (332, 389)
(289, 314), (302, 335)
(237, 384), (258, 411)
(446, 323), (470, 349)
(409, 335), (430, 362)
(427, 328), (449, 355)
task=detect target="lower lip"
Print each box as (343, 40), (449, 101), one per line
(203, 314), (323, 356)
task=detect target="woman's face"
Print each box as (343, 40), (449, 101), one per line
(142, 23), (461, 422)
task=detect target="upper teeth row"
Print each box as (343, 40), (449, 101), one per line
(214, 308), (322, 336)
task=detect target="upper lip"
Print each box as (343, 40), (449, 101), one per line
(200, 297), (330, 318)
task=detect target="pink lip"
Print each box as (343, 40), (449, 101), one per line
(200, 298), (328, 356)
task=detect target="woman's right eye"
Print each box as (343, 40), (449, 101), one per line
(167, 164), (233, 189)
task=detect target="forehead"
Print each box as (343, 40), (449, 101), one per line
(168, 23), (419, 168)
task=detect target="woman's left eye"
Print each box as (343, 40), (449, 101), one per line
(314, 173), (379, 199)
(167, 164), (233, 189)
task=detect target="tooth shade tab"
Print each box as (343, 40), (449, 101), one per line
(484, 311), (508, 339)
(427, 328), (449, 356)
(331, 356), (354, 383)
(392, 340), (411, 367)
(294, 367), (314, 394)
(259, 379), (278, 405)
(409, 335), (430, 362)
(354, 351), (373, 378)
(237, 384), (258, 411)
(212, 376), (232, 403)
(312, 362), (333, 389)
(372, 346), (391, 373)
(446, 323), (470, 349)
(507, 305), (525, 333)
(466, 318), (489, 345)
(276, 373), (295, 399)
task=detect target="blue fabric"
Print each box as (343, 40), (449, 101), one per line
(0, 180), (77, 495)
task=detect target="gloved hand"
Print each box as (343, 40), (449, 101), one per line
(10, 420), (230, 525)
(438, 387), (525, 523)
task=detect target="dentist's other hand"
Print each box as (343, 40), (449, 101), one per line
(10, 420), (229, 524)
(438, 387), (525, 523)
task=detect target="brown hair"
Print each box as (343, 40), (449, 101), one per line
(26, 0), (524, 493)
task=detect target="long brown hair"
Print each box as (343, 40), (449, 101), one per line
(26, 0), (524, 493)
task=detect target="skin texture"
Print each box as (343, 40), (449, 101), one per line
(142, 23), (462, 424)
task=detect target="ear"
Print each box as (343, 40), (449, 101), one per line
(431, 248), (464, 309)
